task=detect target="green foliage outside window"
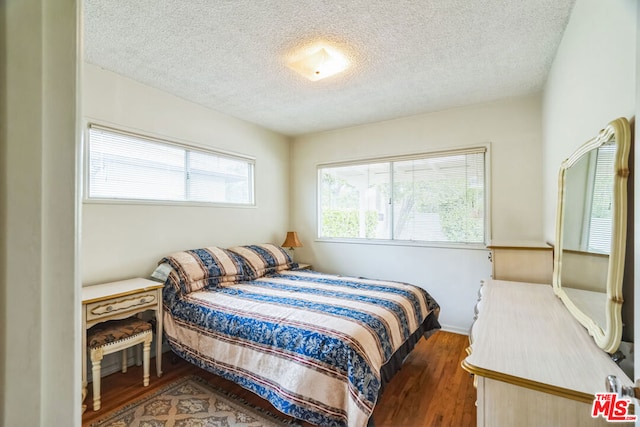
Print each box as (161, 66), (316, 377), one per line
(321, 209), (379, 238)
(393, 175), (483, 243)
(319, 151), (485, 244)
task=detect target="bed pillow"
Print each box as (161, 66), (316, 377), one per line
(228, 243), (297, 279)
(159, 246), (245, 294)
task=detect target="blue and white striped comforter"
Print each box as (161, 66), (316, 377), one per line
(163, 269), (440, 427)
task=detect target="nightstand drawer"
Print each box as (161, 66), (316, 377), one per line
(86, 293), (158, 322)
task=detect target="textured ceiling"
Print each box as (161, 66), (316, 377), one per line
(84, 0), (575, 136)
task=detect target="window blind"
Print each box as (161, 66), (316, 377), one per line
(587, 145), (615, 253)
(87, 125), (254, 205)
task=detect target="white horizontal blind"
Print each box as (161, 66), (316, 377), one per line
(87, 126), (254, 205)
(587, 144), (615, 253)
(318, 148), (486, 244)
(393, 152), (485, 243)
(187, 151), (253, 203)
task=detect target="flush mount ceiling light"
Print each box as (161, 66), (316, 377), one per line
(287, 45), (350, 81)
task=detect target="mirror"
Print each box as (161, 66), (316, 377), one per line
(553, 117), (631, 353)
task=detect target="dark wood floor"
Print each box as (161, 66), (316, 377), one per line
(82, 331), (476, 427)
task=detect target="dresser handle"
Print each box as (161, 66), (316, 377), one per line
(106, 305), (113, 312)
(605, 375), (640, 400)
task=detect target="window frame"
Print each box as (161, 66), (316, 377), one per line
(83, 123), (256, 208)
(316, 145), (491, 249)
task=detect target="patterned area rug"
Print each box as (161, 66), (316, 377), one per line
(89, 375), (300, 427)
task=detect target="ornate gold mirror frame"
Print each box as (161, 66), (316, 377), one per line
(552, 117), (631, 353)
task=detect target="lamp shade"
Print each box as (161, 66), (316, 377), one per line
(282, 231), (303, 249)
(287, 46), (349, 81)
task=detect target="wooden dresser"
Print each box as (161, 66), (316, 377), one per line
(463, 279), (633, 427)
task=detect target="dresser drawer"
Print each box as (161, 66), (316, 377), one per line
(86, 292), (158, 322)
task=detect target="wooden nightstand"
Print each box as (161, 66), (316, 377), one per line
(81, 278), (164, 409)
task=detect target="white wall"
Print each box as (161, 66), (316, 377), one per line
(290, 95), (543, 332)
(542, 0), (637, 345)
(542, 0), (637, 242)
(3, 1), (80, 425)
(82, 64), (291, 284)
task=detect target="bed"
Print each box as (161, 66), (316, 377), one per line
(155, 244), (440, 427)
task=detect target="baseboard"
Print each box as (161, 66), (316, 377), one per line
(438, 324), (469, 335)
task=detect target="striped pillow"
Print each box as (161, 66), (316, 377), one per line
(160, 246), (245, 294)
(228, 243), (296, 279)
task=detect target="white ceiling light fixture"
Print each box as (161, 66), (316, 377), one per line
(287, 45), (350, 82)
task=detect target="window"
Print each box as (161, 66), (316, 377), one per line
(318, 148), (486, 245)
(86, 125), (254, 205)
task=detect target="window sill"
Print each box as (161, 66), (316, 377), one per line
(315, 237), (487, 251)
(83, 197), (257, 209)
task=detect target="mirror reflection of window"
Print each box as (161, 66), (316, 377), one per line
(587, 144), (615, 254)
